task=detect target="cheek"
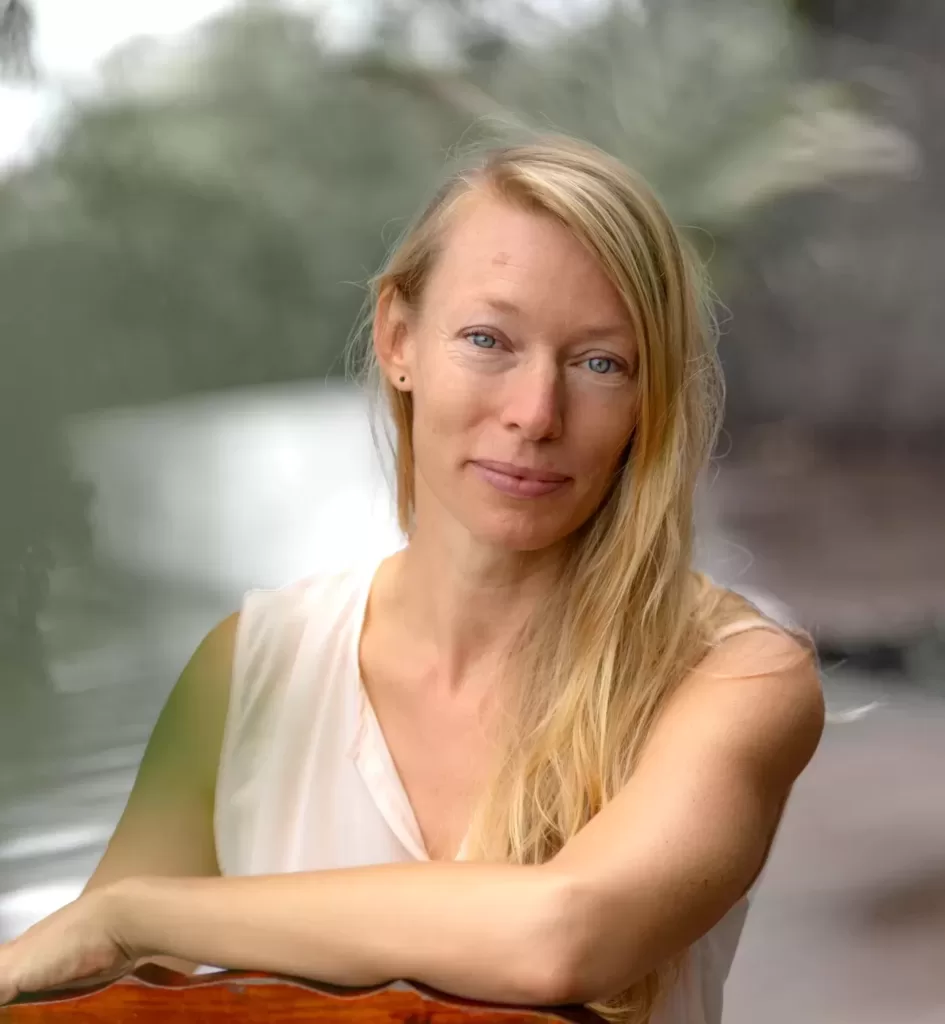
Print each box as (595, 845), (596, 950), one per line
(415, 344), (494, 431)
(576, 403), (636, 475)
(411, 360), (490, 466)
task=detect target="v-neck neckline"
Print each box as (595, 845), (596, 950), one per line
(347, 553), (470, 863)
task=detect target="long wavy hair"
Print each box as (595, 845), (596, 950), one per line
(353, 134), (785, 1023)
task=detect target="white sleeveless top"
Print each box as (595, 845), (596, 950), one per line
(214, 559), (775, 1024)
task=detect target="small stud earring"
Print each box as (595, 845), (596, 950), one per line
(398, 376), (406, 383)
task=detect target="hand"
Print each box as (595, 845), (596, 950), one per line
(0, 887), (135, 1005)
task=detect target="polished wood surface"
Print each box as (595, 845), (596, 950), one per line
(1, 966), (605, 1023)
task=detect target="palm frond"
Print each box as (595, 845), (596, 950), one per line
(467, 0), (918, 229)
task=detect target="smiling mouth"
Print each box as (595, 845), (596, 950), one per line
(469, 460), (572, 498)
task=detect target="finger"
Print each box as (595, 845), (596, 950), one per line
(42, 971), (119, 994)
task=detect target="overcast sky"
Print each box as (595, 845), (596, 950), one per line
(0, 0), (378, 165)
(0, 0), (617, 167)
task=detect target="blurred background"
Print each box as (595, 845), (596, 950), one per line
(0, 1), (942, 1021)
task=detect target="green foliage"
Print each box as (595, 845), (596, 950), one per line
(454, 1), (914, 241)
(4, 8), (466, 410)
(1, 0), (914, 409)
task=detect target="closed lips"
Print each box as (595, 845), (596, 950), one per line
(473, 460), (570, 482)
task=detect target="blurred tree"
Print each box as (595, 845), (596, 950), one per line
(0, 0), (34, 80)
(1, 0), (915, 406)
(453, 0), (912, 247)
(794, 1), (906, 47)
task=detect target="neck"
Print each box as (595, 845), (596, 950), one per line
(387, 521), (564, 696)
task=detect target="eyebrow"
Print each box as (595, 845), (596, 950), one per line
(484, 297), (522, 316)
(482, 297), (631, 341)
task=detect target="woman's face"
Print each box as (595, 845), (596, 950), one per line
(384, 192), (640, 552)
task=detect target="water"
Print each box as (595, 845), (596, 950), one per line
(67, 381), (403, 593)
(1, 381), (404, 939)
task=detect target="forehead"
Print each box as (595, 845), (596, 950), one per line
(424, 191), (630, 325)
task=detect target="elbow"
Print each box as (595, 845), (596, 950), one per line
(486, 865), (618, 1007)
(518, 867), (597, 1007)
(528, 867), (648, 1007)
(537, 941), (634, 1009)
(524, 942), (581, 1007)
(520, 941), (582, 1007)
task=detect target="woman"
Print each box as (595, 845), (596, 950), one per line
(0, 135), (824, 1024)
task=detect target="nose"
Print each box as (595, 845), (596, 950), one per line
(500, 356), (563, 442)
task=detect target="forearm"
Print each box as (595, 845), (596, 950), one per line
(113, 862), (574, 1005)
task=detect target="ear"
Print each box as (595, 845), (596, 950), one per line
(373, 284), (415, 392)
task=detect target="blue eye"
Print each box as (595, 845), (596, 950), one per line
(587, 357), (616, 374)
(467, 332), (498, 349)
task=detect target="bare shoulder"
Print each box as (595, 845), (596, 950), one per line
(186, 610), (241, 686)
(132, 606), (243, 778)
(82, 611), (242, 897)
(645, 627), (825, 789)
(166, 610), (243, 772)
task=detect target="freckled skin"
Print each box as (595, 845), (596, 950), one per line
(395, 195), (640, 553)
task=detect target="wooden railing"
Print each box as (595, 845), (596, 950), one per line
(1, 966), (605, 1023)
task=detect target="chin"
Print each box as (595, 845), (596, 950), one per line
(467, 509), (574, 553)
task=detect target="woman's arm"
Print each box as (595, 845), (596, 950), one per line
(550, 626), (824, 1001)
(99, 628), (821, 1006)
(2, 626), (821, 1008)
(81, 612), (237, 972)
(112, 862), (572, 1005)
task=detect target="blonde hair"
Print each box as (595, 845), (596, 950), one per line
(355, 135), (794, 1022)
